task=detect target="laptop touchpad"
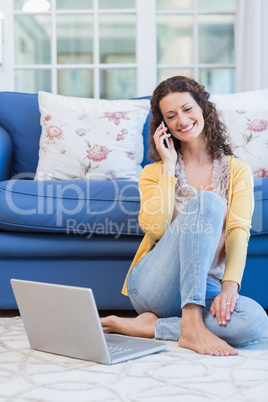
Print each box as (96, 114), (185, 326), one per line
(105, 334), (132, 344)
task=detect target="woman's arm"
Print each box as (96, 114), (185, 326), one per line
(138, 122), (178, 239)
(223, 158), (254, 287)
(210, 158), (254, 325)
(138, 163), (178, 239)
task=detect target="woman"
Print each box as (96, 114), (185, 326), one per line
(101, 76), (268, 356)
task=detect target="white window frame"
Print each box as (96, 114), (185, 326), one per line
(156, 0), (236, 86)
(0, 0), (266, 95)
(7, 0), (157, 98)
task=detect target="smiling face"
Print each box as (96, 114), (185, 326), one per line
(159, 92), (205, 144)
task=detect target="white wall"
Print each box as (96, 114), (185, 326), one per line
(0, 0), (14, 91)
(262, 0), (268, 88)
(236, 0), (268, 92)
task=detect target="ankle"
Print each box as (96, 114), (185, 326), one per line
(180, 304), (204, 329)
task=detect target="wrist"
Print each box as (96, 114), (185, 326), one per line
(162, 162), (175, 176)
(221, 280), (238, 292)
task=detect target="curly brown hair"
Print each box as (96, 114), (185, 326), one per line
(148, 76), (234, 161)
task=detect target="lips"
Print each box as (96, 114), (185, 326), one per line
(178, 123), (195, 133)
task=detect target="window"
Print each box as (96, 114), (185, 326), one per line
(14, 0), (137, 98)
(12, 0), (236, 97)
(156, 0), (236, 94)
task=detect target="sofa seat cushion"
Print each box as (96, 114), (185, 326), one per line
(0, 180), (143, 236)
(0, 177), (267, 237)
(251, 177), (268, 235)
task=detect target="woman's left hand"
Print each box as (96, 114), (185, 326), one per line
(210, 281), (239, 325)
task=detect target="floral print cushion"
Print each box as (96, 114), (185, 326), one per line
(220, 109), (268, 177)
(211, 89), (268, 111)
(35, 91), (150, 181)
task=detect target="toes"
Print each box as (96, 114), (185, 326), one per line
(100, 315), (119, 333)
(214, 346), (237, 357)
(208, 341), (237, 357)
(229, 347), (238, 356)
(212, 349), (220, 356)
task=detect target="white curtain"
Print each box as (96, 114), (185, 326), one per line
(236, 0), (268, 92)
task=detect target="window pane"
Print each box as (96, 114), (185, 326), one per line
(99, 0), (135, 9)
(15, 70), (51, 93)
(14, 16), (51, 65)
(158, 69), (194, 84)
(57, 69), (93, 97)
(199, 68), (235, 94)
(57, 15), (93, 64)
(14, 0), (51, 11)
(99, 15), (136, 64)
(100, 69), (136, 99)
(157, 0), (193, 10)
(198, 0), (236, 11)
(56, 0), (92, 9)
(157, 15), (193, 64)
(199, 15), (234, 64)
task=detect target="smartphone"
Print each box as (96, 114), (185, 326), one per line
(161, 121), (171, 149)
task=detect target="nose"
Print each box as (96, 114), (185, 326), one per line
(177, 112), (189, 128)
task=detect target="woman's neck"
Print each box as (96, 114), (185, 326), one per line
(180, 147), (212, 165)
(180, 138), (212, 165)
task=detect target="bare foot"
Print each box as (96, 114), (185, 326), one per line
(178, 305), (238, 356)
(101, 312), (158, 338)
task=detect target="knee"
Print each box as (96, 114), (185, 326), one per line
(197, 191), (224, 225)
(234, 296), (268, 346)
(199, 191), (224, 212)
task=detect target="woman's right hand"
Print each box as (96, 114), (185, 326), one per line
(153, 123), (177, 174)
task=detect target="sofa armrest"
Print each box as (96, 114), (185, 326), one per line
(0, 126), (13, 181)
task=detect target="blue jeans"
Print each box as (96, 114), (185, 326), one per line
(127, 192), (268, 346)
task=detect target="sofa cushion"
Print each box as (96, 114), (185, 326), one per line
(35, 91), (150, 181)
(0, 179), (143, 236)
(218, 110), (268, 178)
(211, 89), (268, 178)
(211, 88), (268, 110)
(0, 177), (267, 236)
(0, 92), (152, 179)
(251, 177), (268, 235)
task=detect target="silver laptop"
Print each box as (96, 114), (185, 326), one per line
(11, 279), (167, 365)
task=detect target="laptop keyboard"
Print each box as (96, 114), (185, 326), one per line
(107, 344), (133, 356)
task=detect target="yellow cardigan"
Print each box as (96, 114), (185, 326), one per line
(122, 156), (254, 296)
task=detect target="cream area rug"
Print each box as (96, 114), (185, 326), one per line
(0, 316), (268, 402)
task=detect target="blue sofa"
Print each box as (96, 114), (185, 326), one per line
(0, 92), (267, 310)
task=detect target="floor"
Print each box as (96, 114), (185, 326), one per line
(1, 314), (268, 401)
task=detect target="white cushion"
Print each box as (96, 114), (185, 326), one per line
(35, 92), (150, 181)
(211, 88), (268, 111)
(211, 89), (268, 177)
(220, 109), (268, 177)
